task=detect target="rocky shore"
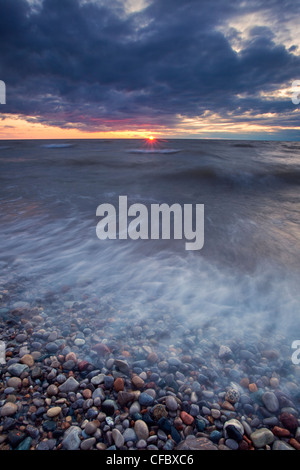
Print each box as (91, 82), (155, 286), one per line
(0, 285), (300, 451)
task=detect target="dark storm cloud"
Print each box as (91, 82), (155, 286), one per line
(0, 0), (299, 133)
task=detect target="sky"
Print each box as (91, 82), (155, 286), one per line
(0, 0), (299, 140)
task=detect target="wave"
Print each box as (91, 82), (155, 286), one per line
(164, 165), (300, 187)
(126, 148), (181, 154)
(40, 143), (74, 149)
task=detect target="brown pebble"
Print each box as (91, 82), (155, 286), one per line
(47, 384), (58, 397)
(221, 401), (235, 411)
(272, 426), (290, 437)
(280, 412), (298, 432)
(20, 354), (34, 367)
(249, 383), (258, 393)
(82, 388), (92, 399)
(132, 375), (145, 389)
(180, 411), (194, 425)
(147, 352), (159, 364)
(289, 438), (300, 450)
(240, 378), (250, 388)
(114, 378), (125, 392)
(65, 352), (77, 362)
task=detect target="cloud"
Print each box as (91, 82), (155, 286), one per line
(0, 0), (299, 136)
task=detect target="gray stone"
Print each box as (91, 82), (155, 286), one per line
(134, 420), (149, 440)
(123, 428), (137, 442)
(262, 392), (279, 413)
(45, 342), (59, 353)
(112, 428), (125, 448)
(0, 402), (18, 417)
(7, 363), (29, 377)
(176, 436), (218, 450)
(250, 428), (275, 448)
(80, 438), (96, 450)
(224, 419), (244, 439)
(58, 376), (79, 393)
(102, 399), (117, 416)
(92, 387), (105, 401)
(218, 345), (232, 359)
(62, 426), (82, 450)
(139, 392), (154, 406)
(225, 438), (239, 450)
(129, 401), (141, 415)
(165, 396), (178, 411)
(272, 440), (295, 451)
(114, 359), (130, 375)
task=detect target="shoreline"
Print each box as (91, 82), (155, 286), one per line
(0, 286), (300, 451)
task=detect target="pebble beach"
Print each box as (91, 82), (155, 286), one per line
(0, 140), (300, 452)
(1, 284), (300, 451)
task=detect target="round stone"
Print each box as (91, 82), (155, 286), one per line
(250, 428), (275, 448)
(112, 428), (125, 448)
(46, 407), (61, 418)
(114, 378), (124, 392)
(139, 392), (154, 406)
(0, 402), (18, 417)
(102, 399), (117, 416)
(225, 388), (240, 404)
(166, 396), (178, 411)
(152, 404), (168, 421)
(134, 420), (149, 440)
(84, 422), (98, 435)
(262, 392), (279, 413)
(47, 384), (58, 397)
(280, 412), (298, 432)
(20, 354), (34, 367)
(132, 375), (144, 389)
(7, 377), (22, 389)
(224, 419), (244, 439)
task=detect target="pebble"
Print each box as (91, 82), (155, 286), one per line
(7, 377), (21, 389)
(7, 363), (29, 377)
(165, 396), (178, 411)
(262, 392), (279, 413)
(20, 354), (34, 367)
(139, 392), (154, 406)
(225, 388), (240, 404)
(225, 438), (239, 450)
(123, 428), (137, 442)
(112, 428), (125, 448)
(132, 375), (145, 389)
(272, 440), (295, 450)
(62, 426), (82, 450)
(218, 345), (232, 359)
(58, 377), (79, 393)
(80, 437), (96, 450)
(1, 284), (300, 453)
(134, 420), (149, 440)
(102, 399), (117, 416)
(84, 421), (98, 435)
(280, 412), (298, 432)
(114, 378), (124, 392)
(0, 402), (18, 417)
(250, 428), (275, 448)
(46, 407), (61, 418)
(180, 411), (194, 425)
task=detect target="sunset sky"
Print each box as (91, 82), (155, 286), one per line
(0, 0), (300, 140)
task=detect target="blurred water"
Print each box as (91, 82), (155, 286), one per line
(0, 138), (299, 339)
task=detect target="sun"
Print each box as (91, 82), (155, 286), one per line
(148, 135), (155, 141)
